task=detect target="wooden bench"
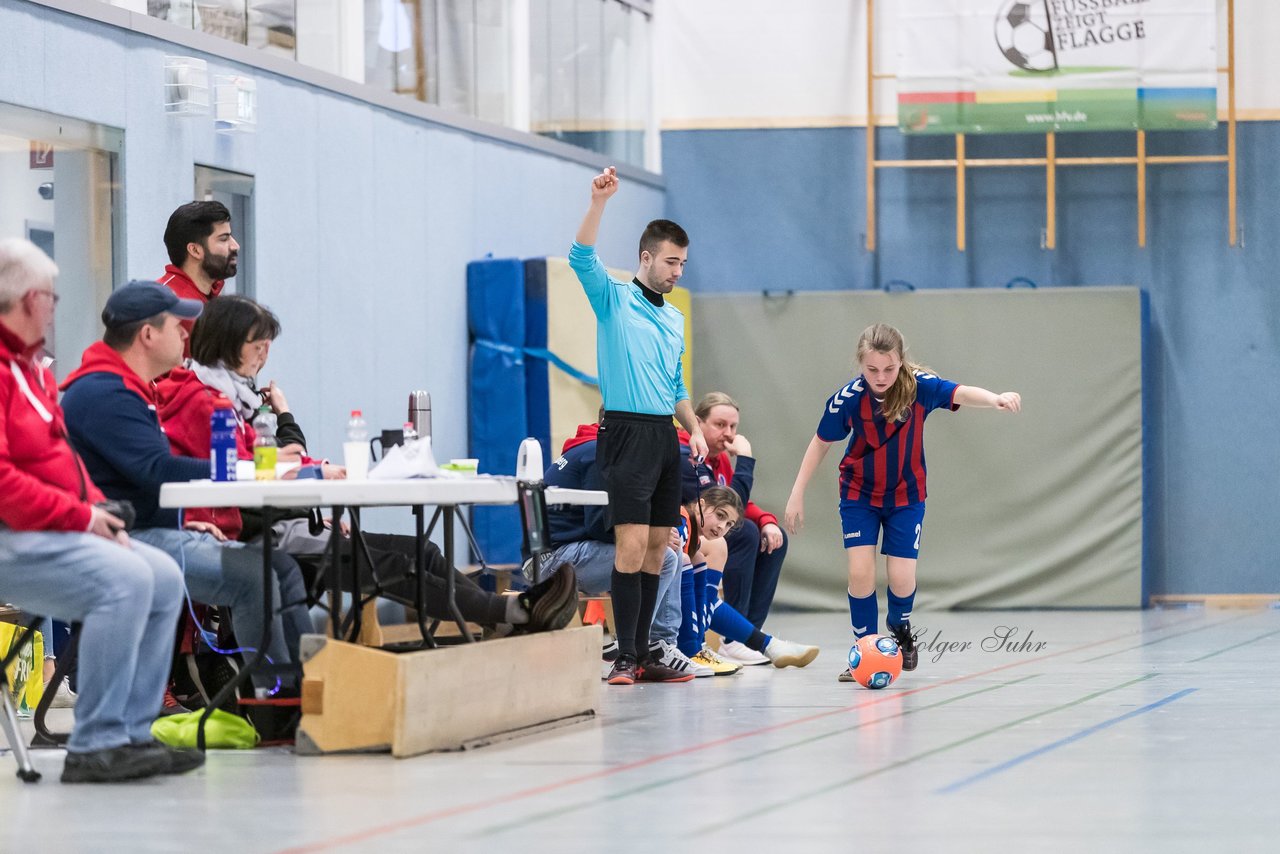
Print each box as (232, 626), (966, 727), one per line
(296, 624), (602, 757)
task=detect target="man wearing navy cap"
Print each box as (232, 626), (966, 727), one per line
(61, 281), (309, 695)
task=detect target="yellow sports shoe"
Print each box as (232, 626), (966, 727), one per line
(691, 648), (742, 676)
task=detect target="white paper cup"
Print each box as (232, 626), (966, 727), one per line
(343, 441), (370, 480)
(235, 459), (256, 481)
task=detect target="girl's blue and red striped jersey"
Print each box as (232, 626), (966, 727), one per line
(815, 372), (960, 508)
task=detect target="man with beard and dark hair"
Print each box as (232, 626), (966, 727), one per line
(570, 167), (708, 686)
(158, 201), (239, 350)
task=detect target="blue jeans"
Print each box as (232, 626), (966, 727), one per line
(543, 541), (680, 644)
(723, 519), (788, 630)
(37, 616), (55, 660)
(0, 530), (182, 753)
(131, 528), (308, 682)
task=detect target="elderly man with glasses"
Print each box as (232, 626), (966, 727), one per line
(0, 238), (202, 783)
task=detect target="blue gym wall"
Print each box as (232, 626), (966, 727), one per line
(1, 0), (663, 538)
(663, 123), (1280, 598)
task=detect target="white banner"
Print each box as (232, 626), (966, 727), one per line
(897, 0), (1218, 134)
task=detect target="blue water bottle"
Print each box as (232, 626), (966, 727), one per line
(210, 396), (238, 482)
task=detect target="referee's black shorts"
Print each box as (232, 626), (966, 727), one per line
(597, 410), (682, 529)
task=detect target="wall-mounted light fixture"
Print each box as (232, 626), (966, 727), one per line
(164, 56), (210, 116)
(214, 75), (257, 133)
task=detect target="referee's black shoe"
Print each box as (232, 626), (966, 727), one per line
(636, 658), (695, 683)
(888, 621), (919, 671)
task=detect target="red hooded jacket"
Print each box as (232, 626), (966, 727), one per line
(61, 341), (157, 405)
(0, 321), (102, 531)
(561, 423), (599, 453)
(158, 266), (223, 355)
(154, 366), (250, 539)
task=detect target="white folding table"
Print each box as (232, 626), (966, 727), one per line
(159, 476), (605, 748)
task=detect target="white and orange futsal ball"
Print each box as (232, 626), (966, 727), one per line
(847, 634), (904, 689)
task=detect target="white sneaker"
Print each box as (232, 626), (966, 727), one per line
(718, 640), (771, 666)
(50, 678), (77, 708)
(764, 637), (820, 669)
(650, 640), (713, 678)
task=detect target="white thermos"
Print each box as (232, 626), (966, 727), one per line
(408, 390), (431, 440)
(516, 437), (544, 482)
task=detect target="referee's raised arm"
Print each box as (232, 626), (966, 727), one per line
(570, 167), (620, 315)
(576, 166), (618, 247)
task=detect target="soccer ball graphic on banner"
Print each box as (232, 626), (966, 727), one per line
(847, 634), (904, 689)
(994, 0), (1058, 73)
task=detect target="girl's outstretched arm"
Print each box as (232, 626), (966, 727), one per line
(954, 385), (1022, 413)
(784, 435), (835, 534)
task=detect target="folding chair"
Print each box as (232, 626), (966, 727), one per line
(30, 622), (79, 748)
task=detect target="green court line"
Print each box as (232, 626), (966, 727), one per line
(1186, 628), (1280, 663)
(693, 672), (1158, 836)
(1081, 612), (1259, 662)
(475, 674), (1042, 837)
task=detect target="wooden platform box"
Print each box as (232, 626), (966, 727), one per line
(295, 625), (601, 758)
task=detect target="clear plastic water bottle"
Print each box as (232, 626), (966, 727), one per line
(253, 405), (278, 480)
(346, 410), (368, 443)
(402, 421), (418, 445)
(210, 396), (237, 482)
(344, 410), (369, 480)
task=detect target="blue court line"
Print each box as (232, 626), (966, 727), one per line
(935, 687), (1197, 794)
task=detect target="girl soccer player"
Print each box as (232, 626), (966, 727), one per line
(783, 323), (1020, 680)
(678, 487), (820, 670)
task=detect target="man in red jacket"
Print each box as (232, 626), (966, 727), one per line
(157, 200), (239, 349)
(0, 239), (201, 783)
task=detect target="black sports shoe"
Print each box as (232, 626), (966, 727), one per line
(888, 622), (919, 671)
(519, 563), (579, 632)
(132, 741), (205, 775)
(61, 744), (169, 784)
(159, 686), (191, 717)
(607, 654), (639, 685)
(636, 658), (695, 683)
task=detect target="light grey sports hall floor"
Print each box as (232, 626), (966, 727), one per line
(3, 607), (1278, 853)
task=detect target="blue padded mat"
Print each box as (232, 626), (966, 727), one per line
(466, 258), (526, 565)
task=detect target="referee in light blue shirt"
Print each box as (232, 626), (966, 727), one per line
(570, 166), (708, 686)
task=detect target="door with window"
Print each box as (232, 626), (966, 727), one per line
(194, 165), (255, 298)
(0, 103), (123, 381)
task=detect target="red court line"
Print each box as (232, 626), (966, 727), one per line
(273, 612), (1202, 854)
